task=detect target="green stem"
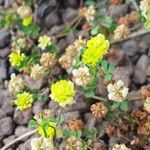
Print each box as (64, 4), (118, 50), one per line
(91, 95), (107, 101)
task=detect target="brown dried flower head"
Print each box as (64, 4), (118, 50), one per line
(59, 54), (73, 70)
(114, 24), (130, 40)
(144, 116), (150, 134)
(68, 118), (84, 131)
(118, 17), (129, 27)
(110, 0), (123, 5)
(40, 52), (57, 69)
(140, 85), (150, 100)
(91, 102), (108, 119)
(105, 123), (116, 137)
(129, 11), (138, 24)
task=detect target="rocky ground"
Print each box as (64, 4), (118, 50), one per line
(0, 0), (150, 150)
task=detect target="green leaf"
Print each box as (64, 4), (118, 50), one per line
(120, 101), (129, 111)
(22, 16), (32, 26)
(28, 119), (38, 128)
(37, 95), (47, 102)
(112, 102), (121, 110)
(90, 26), (100, 35)
(108, 64), (115, 73)
(104, 101), (111, 110)
(104, 73), (111, 81)
(125, 0), (133, 4)
(46, 43), (58, 54)
(85, 0), (95, 5)
(101, 59), (108, 72)
(101, 16), (113, 28)
(84, 88), (95, 98)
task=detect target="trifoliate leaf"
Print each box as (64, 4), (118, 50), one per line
(23, 16), (32, 26)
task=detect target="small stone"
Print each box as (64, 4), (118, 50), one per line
(0, 48), (10, 58)
(108, 5), (128, 21)
(0, 117), (14, 140)
(84, 113), (96, 129)
(13, 109), (32, 125)
(15, 126), (32, 141)
(23, 75), (46, 90)
(66, 34), (76, 44)
(3, 135), (15, 145)
(65, 0), (79, 8)
(44, 11), (60, 29)
(0, 30), (11, 49)
(63, 8), (77, 23)
(63, 111), (80, 122)
(57, 38), (68, 54)
(4, 0), (15, 7)
(32, 101), (44, 114)
(49, 25), (64, 36)
(146, 65), (150, 76)
(0, 109), (6, 119)
(133, 55), (149, 84)
(113, 66), (131, 87)
(17, 138), (31, 150)
(107, 47), (126, 66)
(122, 40), (138, 57)
(51, 66), (63, 76)
(0, 0), (4, 5)
(0, 59), (7, 80)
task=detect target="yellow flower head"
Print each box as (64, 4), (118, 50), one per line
(9, 51), (25, 67)
(82, 34), (109, 66)
(50, 80), (76, 107)
(14, 92), (33, 111)
(38, 126), (55, 139)
(38, 35), (52, 50)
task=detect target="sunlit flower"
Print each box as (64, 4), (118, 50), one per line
(17, 5), (32, 19)
(40, 52), (57, 69)
(13, 92), (33, 111)
(112, 144), (131, 150)
(30, 64), (45, 80)
(143, 97), (150, 113)
(140, 0), (150, 13)
(114, 24), (129, 40)
(38, 126), (55, 139)
(38, 35), (52, 50)
(82, 34), (109, 66)
(72, 66), (91, 87)
(31, 137), (54, 150)
(50, 80), (76, 107)
(9, 50), (25, 67)
(107, 80), (129, 102)
(8, 73), (25, 94)
(66, 137), (83, 150)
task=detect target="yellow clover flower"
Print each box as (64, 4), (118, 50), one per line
(82, 34), (109, 66)
(38, 126), (55, 139)
(14, 92), (33, 111)
(38, 35), (52, 50)
(50, 80), (76, 107)
(9, 50), (25, 67)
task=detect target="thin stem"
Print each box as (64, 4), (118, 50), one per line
(91, 95), (107, 101)
(1, 129), (37, 150)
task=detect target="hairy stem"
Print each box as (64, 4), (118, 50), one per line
(1, 129), (37, 150)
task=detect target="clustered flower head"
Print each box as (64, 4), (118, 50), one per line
(140, 0), (150, 13)
(143, 97), (150, 113)
(34, 109), (54, 122)
(40, 52), (57, 69)
(38, 35), (52, 50)
(82, 34), (109, 66)
(91, 102), (108, 118)
(31, 137), (54, 150)
(114, 24), (130, 40)
(107, 80), (129, 102)
(112, 144), (131, 150)
(72, 66), (91, 87)
(9, 50), (25, 67)
(66, 137), (83, 150)
(13, 92), (33, 111)
(68, 118), (84, 131)
(17, 5), (32, 19)
(30, 64), (45, 80)
(8, 73), (25, 94)
(79, 5), (96, 23)
(50, 80), (76, 107)
(144, 116), (150, 134)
